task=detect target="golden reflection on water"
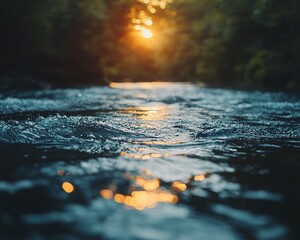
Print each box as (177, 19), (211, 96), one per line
(131, 140), (188, 146)
(100, 189), (114, 200)
(135, 176), (160, 191)
(62, 182), (74, 193)
(58, 170), (207, 210)
(172, 181), (187, 192)
(120, 105), (170, 121)
(194, 174), (206, 181)
(109, 82), (173, 89)
(99, 172), (207, 211)
(99, 175), (179, 211)
(120, 152), (171, 160)
(112, 190), (178, 210)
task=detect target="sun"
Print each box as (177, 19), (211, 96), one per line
(129, 0), (174, 40)
(141, 28), (153, 39)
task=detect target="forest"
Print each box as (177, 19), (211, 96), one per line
(1, 0), (299, 90)
(1, 2), (300, 239)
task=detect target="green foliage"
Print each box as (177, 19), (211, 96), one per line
(170, 0), (300, 90)
(0, 0), (299, 90)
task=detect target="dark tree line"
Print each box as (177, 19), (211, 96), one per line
(171, 0), (300, 90)
(0, 0), (299, 90)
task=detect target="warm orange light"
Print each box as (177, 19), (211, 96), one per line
(135, 176), (160, 191)
(144, 19), (153, 26)
(100, 174), (181, 210)
(114, 194), (125, 203)
(120, 152), (151, 160)
(100, 189), (114, 200)
(150, 8), (156, 14)
(119, 105), (171, 124)
(141, 28), (153, 38)
(109, 82), (173, 90)
(150, 153), (162, 158)
(144, 179), (160, 191)
(172, 181), (187, 192)
(130, 0), (174, 44)
(112, 189), (178, 210)
(194, 174), (206, 181)
(120, 152), (164, 160)
(62, 182), (74, 193)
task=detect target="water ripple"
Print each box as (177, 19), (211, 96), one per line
(0, 82), (299, 239)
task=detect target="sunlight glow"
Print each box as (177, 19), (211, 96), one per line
(149, 8), (156, 13)
(144, 19), (153, 26)
(141, 28), (153, 38)
(119, 105), (170, 123)
(120, 152), (168, 160)
(136, 176), (160, 191)
(109, 82), (173, 89)
(110, 190), (178, 210)
(172, 181), (187, 192)
(62, 182), (74, 193)
(100, 189), (114, 199)
(99, 175), (178, 210)
(98, 171), (208, 211)
(129, 0), (173, 43)
(194, 174), (206, 181)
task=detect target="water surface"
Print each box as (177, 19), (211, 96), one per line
(0, 82), (299, 239)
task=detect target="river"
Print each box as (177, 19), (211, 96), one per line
(0, 82), (299, 240)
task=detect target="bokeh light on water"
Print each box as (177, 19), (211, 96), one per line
(99, 178), (179, 211)
(0, 82), (299, 239)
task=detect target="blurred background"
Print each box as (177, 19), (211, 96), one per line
(0, 0), (299, 90)
(1, 2), (300, 239)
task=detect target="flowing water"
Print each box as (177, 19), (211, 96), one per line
(0, 82), (299, 240)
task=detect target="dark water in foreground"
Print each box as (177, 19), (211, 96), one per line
(0, 82), (299, 240)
